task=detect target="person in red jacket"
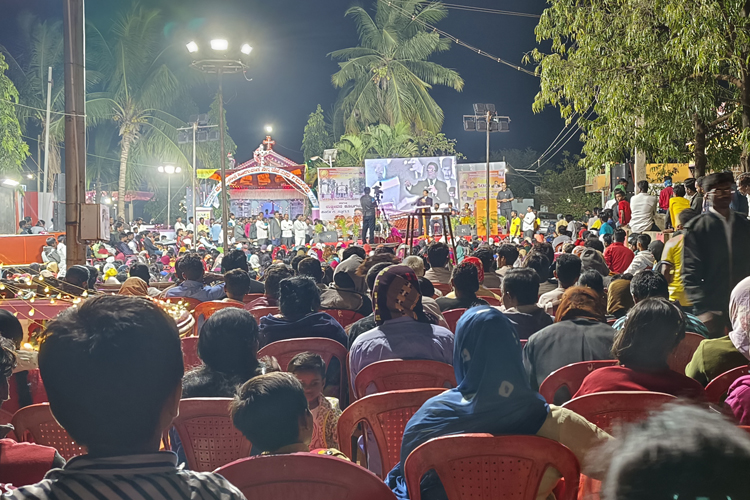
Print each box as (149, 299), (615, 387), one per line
(0, 338), (64, 488)
(615, 190), (631, 227)
(659, 176), (674, 212)
(603, 229), (634, 274)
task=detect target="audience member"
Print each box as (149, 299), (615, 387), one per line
(495, 244), (519, 277)
(386, 306), (611, 500)
(612, 270), (709, 338)
(297, 256), (327, 291)
(246, 263), (293, 308)
(347, 262), (395, 347)
(604, 229), (634, 274)
(578, 270), (606, 298)
(524, 287), (615, 401)
(668, 184), (690, 228)
(440, 256), (500, 301)
(473, 247), (502, 289)
(624, 234), (655, 275)
(288, 352), (341, 450)
(523, 252), (557, 296)
(9, 296), (245, 500)
(607, 276), (634, 319)
(222, 268), (251, 303)
(402, 255), (425, 277)
(319, 255), (372, 316)
(435, 262), (490, 311)
(686, 276), (750, 386)
(117, 277), (149, 296)
(726, 375), (750, 425)
(661, 208), (699, 306)
(584, 237), (605, 253)
(575, 298), (705, 400)
(62, 265), (89, 296)
(597, 405), (750, 499)
(424, 242), (452, 284)
(500, 268), (553, 340)
(538, 253), (582, 314)
(163, 253), (225, 302)
(628, 180), (659, 233)
(222, 249), (264, 293)
(259, 276), (346, 348)
(129, 263), (161, 296)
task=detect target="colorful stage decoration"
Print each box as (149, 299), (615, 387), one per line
(456, 162), (507, 208)
(317, 167), (366, 220)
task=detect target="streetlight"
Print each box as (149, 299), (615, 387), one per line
(264, 125), (273, 134)
(463, 104), (511, 236)
(158, 165), (182, 229)
(186, 38), (253, 252)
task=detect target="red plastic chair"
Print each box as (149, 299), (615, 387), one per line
(353, 359), (456, 399)
(337, 388), (445, 478)
(433, 283), (453, 296)
(192, 300), (245, 335)
(538, 360), (619, 404)
(258, 337), (348, 402)
(562, 391), (676, 434)
(215, 453), (397, 500)
(247, 306), (280, 323)
(705, 365), (750, 403)
(181, 336), (202, 371)
(442, 308), (466, 333)
(12, 403), (86, 460)
(667, 332), (705, 374)
(741, 426), (750, 435)
(606, 317), (617, 326)
(164, 296), (202, 311)
(482, 295), (502, 307)
(403, 434), (580, 500)
(520, 339), (528, 348)
(243, 293), (264, 303)
(488, 288), (503, 297)
(322, 309), (365, 329)
(171, 398), (252, 472)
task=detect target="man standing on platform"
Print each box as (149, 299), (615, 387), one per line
(496, 182), (515, 229)
(522, 206), (537, 240)
(293, 214), (307, 247)
(269, 211), (282, 247)
(281, 214), (294, 248)
(360, 187), (376, 244)
(415, 189), (433, 237)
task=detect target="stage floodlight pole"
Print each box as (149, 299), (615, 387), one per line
(485, 110), (491, 235)
(217, 67), (229, 253)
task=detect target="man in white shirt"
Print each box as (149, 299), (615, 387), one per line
(281, 214), (294, 247)
(56, 235), (67, 277)
(629, 180), (659, 232)
(293, 214), (307, 247)
(174, 216), (186, 232)
(522, 206), (537, 239)
(186, 216), (195, 232)
(255, 215), (269, 246)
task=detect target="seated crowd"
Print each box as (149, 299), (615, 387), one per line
(2, 228), (750, 499)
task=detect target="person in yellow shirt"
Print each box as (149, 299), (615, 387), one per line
(668, 184), (691, 229)
(661, 207), (699, 306)
(509, 210), (522, 237)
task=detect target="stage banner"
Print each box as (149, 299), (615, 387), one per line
(318, 167), (366, 221)
(457, 162), (507, 208)
(364, 156), (457, 216)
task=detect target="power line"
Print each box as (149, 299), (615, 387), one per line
(526, 108), (596, 171)
(441, 3), (540, 18)
(385, 1), (537, 77)
(0, 97), (87, 118)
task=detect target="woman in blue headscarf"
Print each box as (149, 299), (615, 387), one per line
(386, 306), (611, 500)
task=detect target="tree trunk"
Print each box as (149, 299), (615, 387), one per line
(693, 114), (708, 178)
(118, 137), (131, 219)
(741, 62), (750, 173)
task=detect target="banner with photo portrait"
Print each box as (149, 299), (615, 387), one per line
(457, 162), (507, 208)
(317, 167), (366, 221)
(364, 156), (457, 216)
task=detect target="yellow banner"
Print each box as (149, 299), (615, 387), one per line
(197, 169), (217, 179)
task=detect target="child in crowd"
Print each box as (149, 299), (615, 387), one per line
(6, 295), (246, 500)
(288, 352), (341, 450)
(231, 372), (346, 458)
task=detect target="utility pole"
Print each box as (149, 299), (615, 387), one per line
(43, 66), (53, 193)
(63, 0), (86, 266)
(192, 122), (197, 226)
(217, 68), (229, 252)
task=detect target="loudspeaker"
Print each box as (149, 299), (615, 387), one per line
(610, 163), (633, 193)
(455, 224), (472, 237)
(319, 231), (339, 243)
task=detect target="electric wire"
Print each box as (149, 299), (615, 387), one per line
(441, 3), (540, 18)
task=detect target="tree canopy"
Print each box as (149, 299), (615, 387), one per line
(0, 53), (29, 174)
(302, 105), (333, 162)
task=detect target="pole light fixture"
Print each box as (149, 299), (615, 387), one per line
(463, 104), (511, 236)
(186, 41), (199, 53)
(265, 125), (273, 134)
(159, 165), (182, 228)
(186, 38), (253, 252)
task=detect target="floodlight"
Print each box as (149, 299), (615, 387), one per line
(175, 167), (182, 173)
(323, 149), (338, 162)
(463, 115), (477, 131)
(2, 179), (19, 187)
(186, 41), (199, 53)
(241, 44), (253, 55)
(197, 130), (208, 142)
(163, 165), (176, 174)
(26, 173), (34, 179)
(265, 125), (273, 133)
(177, 131), (189, 144)
(210, 39), (228, 51)
(158, 166), (165, 173)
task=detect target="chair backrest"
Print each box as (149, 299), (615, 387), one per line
(258, 337), (348, 401)
(164, 296), (202, 311)
(433, 283), (452, 296)
(353, 359), (456, 400)
(172, 398), (252, 472)
(403, 434), (580, 500)
(667, 332), (705, 374)
(243, 293), (264, 303)
(192, 300), (244, 335)
(562, 391), (676, 434)
(442, 308), (466, 333)
(705, 365), (750, 403)
(606, 317), (617, 326)
(488, 288), (503, 297)
(482, 295), (502, 307)
(215, 454), (396, 500)
(247, 306), (280, 323)
(337, 388), (445, 478)
(322, 309), (365, 329)
(11, 403), (86, 460)
(181, 336), (202, 371)
(538, 360), (619, 405)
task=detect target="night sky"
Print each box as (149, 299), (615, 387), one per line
(0, 0), (578, 165)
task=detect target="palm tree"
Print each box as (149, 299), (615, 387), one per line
(335, 134), (373, 167)
(334, 122), (417, 166)
(87, 4), (199, 216)
(330, 0), (464, 135)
